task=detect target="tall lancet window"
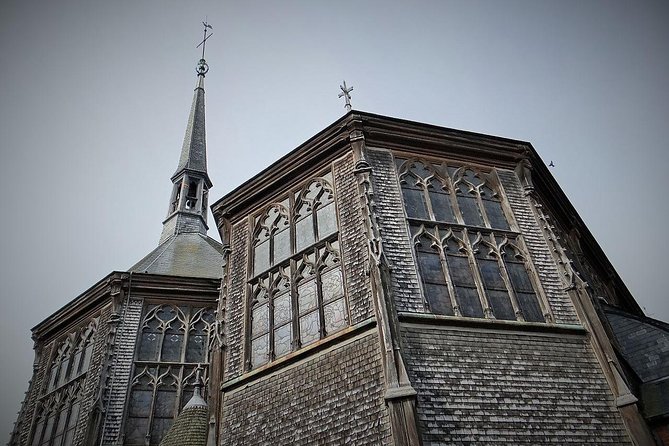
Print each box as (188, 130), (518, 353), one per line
(248, 172), (348, 369)
(397, 158), (549, 323)
(30, 319), (97, 446)
(124, 304), (215, 446)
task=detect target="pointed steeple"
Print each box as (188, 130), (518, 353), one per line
(160, 55), (213, 244)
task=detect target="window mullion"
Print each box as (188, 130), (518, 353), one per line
(435, 228), (460, 317)
(268, 284), (276, 360)
(465, 229), (494, 319)
(493, 236), (524, 322)
(449, 180), (465, 225)
(316, 260), (326, 340)
(421, 182), (436, 221)
(290, 259), (300, 351)
(476, 185), (492, 229)
(146, 378), (158, 445)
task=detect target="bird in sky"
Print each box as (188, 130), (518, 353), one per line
(549, 161), (555, 167)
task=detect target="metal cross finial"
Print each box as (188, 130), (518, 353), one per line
(338, 80), (353, 112)
(196, 20), (214, 76)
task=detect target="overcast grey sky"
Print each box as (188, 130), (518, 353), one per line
(1, 0), (668, 439)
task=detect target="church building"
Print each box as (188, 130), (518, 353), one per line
(10, 48), (668, 445)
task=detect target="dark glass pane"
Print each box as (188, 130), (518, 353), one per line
(478, 259), (507, 289)
(42, 416), (56, 445)
(71, 351), (82, 377)
(457, 195), (484, 227)
(506, 262), (534, 293)
(254, 240), (270, 275)
(180, 389), (194, 410)
(298, 280), (318, 315)
(57, 359), (70, 386)
(455, 287), (484, 318)
(273, 227), (290, 263)
(429, 189), (455, 223)
(185, 333), (206, 363)
(67, 402), (80, 430)
(251, 334), (269, 368)
(124, 417), (149, 445)
(324, 298), (347, 334)
(138, 332), (160, 361)
(487, 289), (515, 321)
(128, 389), (152, 417)
(401, 187), (428, 219)
(321, 268), (344, 303)
(446, 255), (475, 287)
(160, 333), (184, 362)
(63, 428), (75, 446)
(81, 343), (93, 373)
(48, 366), (58, 391)
(54, 411), (67, 436)
(417, 251), (446, 285)
(295, 217), (315, 252)
(31, 419), (44, 446)
(483, 199), (509, 229)
(251, 304), (269, 337)
(274, 323), (292, 358)
(517, 292), (544, 322)
(299, 311), (320, 346)
(273, 293), (292, 326)
(317, 203), (338, 239)
(150, 418), (173, 445)
(423, 283), (454, 316)
(153, 389), (177, 418)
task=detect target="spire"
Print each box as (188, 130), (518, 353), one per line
(159, 24), (214, 244)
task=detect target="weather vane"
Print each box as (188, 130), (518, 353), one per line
(196, 20), (213, 76)
(339, 80), (353, 112)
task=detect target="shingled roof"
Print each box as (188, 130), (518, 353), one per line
(158, 388), (209, 446)
(129, 232), (224, 278)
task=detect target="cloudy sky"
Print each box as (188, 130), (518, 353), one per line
(1, 0), (667, 438)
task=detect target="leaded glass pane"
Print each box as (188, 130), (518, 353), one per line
(273, 293), (292, 326)
(274, 227), (290, 263)
(423, 283), (453, 316)
(254, 240), (270, 275)
(48, 366), (58, 391)
(57, 358), (70, 386)
(317, 203), (337, 239)
(81, 343), (93, 372)
(124, 417), (149, 445)
(417, 251), (446, 285)
(455, 287), (484, 318)
(138, 332), (160, 361)
(324, 298), (347, 334)
(299, 311), (320, 346)
(251, 304), (269, 337)
(274, 323), (292, 358)
(31, 420), (44, 446)
(402, 187), (428, 219)
(54, 411), (67, 439)
(185, 332), (206, 363)
(151, 418), (173, 445)
(446, 254), (476, 286)
(67, 402), (80, 431)
(487, 289), (515, 321)
(160, 331), (184, 362)
(298, 280), (318, 315)
(42, 415), (56, 446)
(517, 292), (544, 322)
(457, 194), (484, 227)
(429, 189), (455, 222)
(251, 334), (269, 367)
(321, 268), (344, 303)
(483, 198), (509, 230)
(128, 389), (152, 417)
(153, 388), (177, 417)
(478, 259), (507, 289)
(506, 262), (534, 292)
(71, 350), (82, 377)
(295, 217), (315, 253)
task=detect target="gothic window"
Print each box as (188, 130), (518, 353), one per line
(125, 305), (215, 446)
(398, 158), (547, 323)
(249, 173), (348, 369)
(31, 320), (97, 446)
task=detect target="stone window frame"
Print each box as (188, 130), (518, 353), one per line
(124, 303), (215, 446)
(30, 319), (97, 446)
(246, 170), (350, 370)
(396, 156), (551, 322)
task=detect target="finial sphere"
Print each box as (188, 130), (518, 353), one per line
(197, 59), (209, 76)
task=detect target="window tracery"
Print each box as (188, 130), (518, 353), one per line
(125, 304), (215, 446)
(398, 158), (547, 323)
(31, 319), (97, 446)
(249, 173), (348, 369)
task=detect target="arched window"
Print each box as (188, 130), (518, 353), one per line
(397, 157), (548, 323)
(248, 172), (348, 369)
(126, 305), (215, 446)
